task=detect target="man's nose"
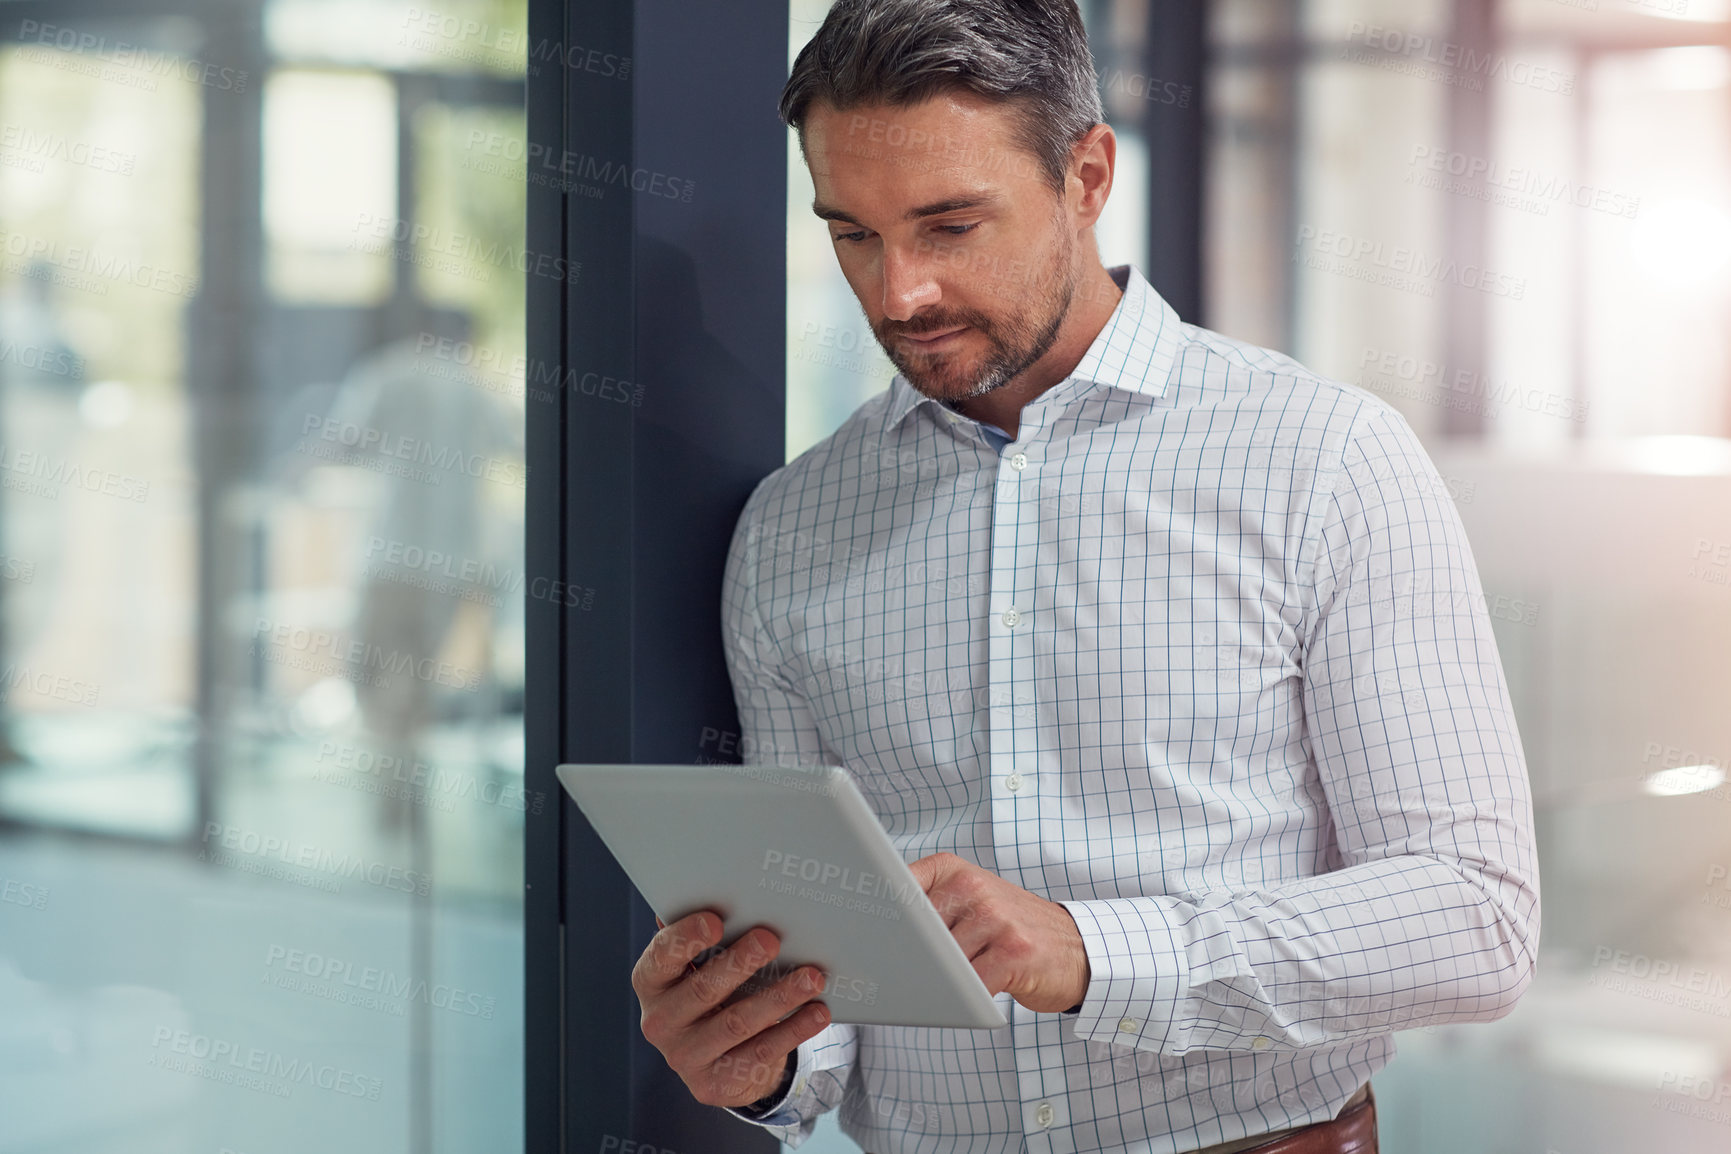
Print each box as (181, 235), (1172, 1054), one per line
(880, 245), (940, 321)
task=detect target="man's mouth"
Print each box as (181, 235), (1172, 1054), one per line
(899, 325), (968, 347)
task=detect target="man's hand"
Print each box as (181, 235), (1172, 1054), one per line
(906, 852), (1090, 1014)
(633, 911), (831, 1108)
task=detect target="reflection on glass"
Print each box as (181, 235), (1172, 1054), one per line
(1218, 4), (1731, 1153)
(0, 3), (527, 1151)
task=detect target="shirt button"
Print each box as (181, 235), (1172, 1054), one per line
(1252, 1036), (1271, 1050)
(1010, 452), (1028, 471)
(1035, 1101), (1055, 1128)
(1006, 773), (1024, 792)
(1118, 1017), (1139, 1033)
(1001, 607), (1022, 628)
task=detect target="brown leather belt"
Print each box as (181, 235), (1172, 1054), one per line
(862, 1084), (1376, 1154)
(1227, 1084), (1377, 1154)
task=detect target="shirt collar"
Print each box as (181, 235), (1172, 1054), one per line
(882, 264), (1185, 437)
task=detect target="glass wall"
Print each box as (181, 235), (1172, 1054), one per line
(786, 1), (1731, 1152)
(0, 1), (527, 1150)
(1218, 3), (1731, 1150)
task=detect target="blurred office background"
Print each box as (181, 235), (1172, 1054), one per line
(786, 0), (1731, 1152)
(0, 0), (529, 1150)
(1, 0), (1728, 1151)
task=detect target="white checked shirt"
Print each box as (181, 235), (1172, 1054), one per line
(719, 265), (1539, 1153)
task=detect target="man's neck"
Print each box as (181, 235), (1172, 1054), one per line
(948, 262), (1125, 441)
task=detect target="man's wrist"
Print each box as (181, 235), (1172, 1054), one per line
(739, 1049), (797, 1114)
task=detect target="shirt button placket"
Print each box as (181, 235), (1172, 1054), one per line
(986, 438), (1042, 882)
(991, 426), (1074, 1152)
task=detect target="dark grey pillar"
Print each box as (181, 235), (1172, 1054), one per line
(525, 1), (788, 1151)
(1142, 0), (1208, 324)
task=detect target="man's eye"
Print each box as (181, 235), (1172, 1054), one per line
(937, 222), (979, 236)
(833, 230), (870, 244)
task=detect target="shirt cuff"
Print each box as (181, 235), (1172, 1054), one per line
(723, 1037), (827, 1132)
(725, 1047), (801, 1126)
(1057, 895), (1192, 1053)
(723, 1022), (858, 1144)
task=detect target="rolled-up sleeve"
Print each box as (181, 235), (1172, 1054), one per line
(1058, 405), (1541, 1056)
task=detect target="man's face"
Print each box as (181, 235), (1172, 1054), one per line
(803, 92), (1079, 404)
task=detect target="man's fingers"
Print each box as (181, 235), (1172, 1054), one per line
(667, 926), (784, 1026)
(929, 879), (989, 935)
(947, 905), (997, 960)
(966, 942), (1013, 997)
(690, 959), (828, 1068)
(906, 851), (954, 893)
(633, 910), (721, 996)
(707, 999), (831, 1101)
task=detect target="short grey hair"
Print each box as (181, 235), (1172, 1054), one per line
(779, 0), (1105, 194)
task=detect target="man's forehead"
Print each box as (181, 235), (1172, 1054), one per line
(804, 92), (1045, 202)
(805, 91), (1018, 153)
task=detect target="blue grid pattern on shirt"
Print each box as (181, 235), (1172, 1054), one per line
(718, 265), (1539, 1154)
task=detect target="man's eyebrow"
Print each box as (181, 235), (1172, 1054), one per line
(811, 193), (1000, 226)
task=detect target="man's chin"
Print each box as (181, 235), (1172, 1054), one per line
(895, 355), (1002, 402)
(903, 372), (1001, 404)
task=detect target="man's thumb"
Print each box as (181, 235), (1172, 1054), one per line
(905, 852), (947, 892)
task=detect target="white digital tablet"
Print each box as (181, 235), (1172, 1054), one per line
(555, 762), (1008, 1030)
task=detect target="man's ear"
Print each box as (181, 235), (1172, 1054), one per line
(1068, 122), (1116, 227)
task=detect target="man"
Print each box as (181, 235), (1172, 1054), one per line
(631, 2), (1540, 1151)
